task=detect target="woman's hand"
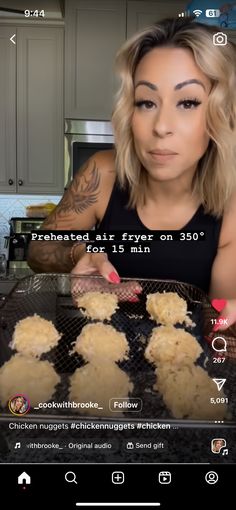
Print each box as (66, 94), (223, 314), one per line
(211, 299), (236, 332)
(71, 251), (142, 301)
(72, 250), (120, 282)
(211, 298), (236, 359)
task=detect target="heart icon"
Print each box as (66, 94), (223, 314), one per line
(211, 299), (227, 312)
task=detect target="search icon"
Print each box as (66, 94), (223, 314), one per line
(212, 336), (227, 352)
(65, 471), (77, 484)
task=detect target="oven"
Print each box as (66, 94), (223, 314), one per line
(64, 120), (114, 188)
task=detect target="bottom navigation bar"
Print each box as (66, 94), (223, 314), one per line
(75, 504), (161, 507)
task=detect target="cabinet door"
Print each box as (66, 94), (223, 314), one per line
(127, 1), (186, 37)
(17, 27), (64, 194)
(65, 0), (126, 120)
(0, 26), (16, 193)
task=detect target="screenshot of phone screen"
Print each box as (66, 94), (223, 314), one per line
(0, 1), (235, 508)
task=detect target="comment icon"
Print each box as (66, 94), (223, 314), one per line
(211, 336), (227, 352)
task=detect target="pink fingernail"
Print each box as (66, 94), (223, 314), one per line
(134, 289), (142, 294)
(108, 271), (120, 283)
(129, 297), (139, 302)
(204, 334), (213, 344)
(212, 323), (221, 332)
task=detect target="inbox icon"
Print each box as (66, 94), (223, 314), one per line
(158, 471), (171, 484)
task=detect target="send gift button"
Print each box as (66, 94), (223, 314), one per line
(109, 397), (142, 412)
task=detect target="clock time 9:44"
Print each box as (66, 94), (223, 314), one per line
(24, 10), (45, 17)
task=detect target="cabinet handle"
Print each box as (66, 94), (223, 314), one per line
(8, 178), (14, 185)
(18, 179), (23, 186)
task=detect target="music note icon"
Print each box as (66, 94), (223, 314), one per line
(14, 442), (21, 449)
(222, 449), (228, 456)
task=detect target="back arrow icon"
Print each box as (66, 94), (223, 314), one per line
(10, 34), (16, 45)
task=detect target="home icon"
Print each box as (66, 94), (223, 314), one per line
(18, 472), (31, 485)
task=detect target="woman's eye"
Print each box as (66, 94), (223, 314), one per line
(134, 100), (155, 110)
(178, 99), (201, 110)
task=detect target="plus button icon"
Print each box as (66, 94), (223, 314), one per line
(112, 471), (125, 484)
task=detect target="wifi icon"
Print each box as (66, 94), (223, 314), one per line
(193, 9), (203, 17)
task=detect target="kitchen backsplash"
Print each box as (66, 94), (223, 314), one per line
(0, 194), (61, 256)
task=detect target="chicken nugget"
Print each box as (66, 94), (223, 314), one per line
(0, 354), (60, 407)
(75, 291), (118, 320)
(11, 314), (61, 357)
(73, 323), (129, 363)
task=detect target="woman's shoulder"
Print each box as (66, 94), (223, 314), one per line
(74, 149), (116, 192)
(218, 190), (236, 248)
(83, 148), (116, 178)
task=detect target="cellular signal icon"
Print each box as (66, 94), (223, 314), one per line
(178, 11), (190, 17)
(193, 9), (203, 17)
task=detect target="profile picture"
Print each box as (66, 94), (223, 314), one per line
(211, 438), (226, 454)
(8, 394), (30, 416)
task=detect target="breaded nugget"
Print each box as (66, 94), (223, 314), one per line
(145, 325), (202, 366)
(146, 291), (193, 326)
(73, 323), (129, 363)
(0, 354), (60, 407)
(154, 364), (228, 420)
(69, 362), (133, 416)
(11, 314), (61, 358)
(75, 291), (118, 320)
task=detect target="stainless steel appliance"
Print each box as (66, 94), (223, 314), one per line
(5, 217), (44, 270)
(64, 120), (114, 188)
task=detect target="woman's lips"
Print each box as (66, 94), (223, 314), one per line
(149, 151), (178, 162)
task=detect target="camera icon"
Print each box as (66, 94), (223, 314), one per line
(213, 32), (227, 46)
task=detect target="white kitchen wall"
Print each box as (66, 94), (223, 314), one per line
(0, 194), (61, 255)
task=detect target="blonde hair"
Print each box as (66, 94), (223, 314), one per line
(112, 17), (236, 217)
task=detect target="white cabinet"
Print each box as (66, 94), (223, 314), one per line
(65, 0), (126, 120)
(127, 1), (186, 37)
(0, 26), (64, 194)
(65, 0), (187, 120)
(0, 27), (16, 192)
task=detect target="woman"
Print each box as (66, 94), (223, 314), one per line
(10, 396), (28, 415)
(211, 438), (226, 453)
(28, 17), (236, 332)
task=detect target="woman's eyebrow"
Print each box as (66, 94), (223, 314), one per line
(135, 80), (157, 90)
(175, 79), (206, 91)
(135, 78), (206, 91)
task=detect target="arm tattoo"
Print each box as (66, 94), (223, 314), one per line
(43, 161), (100, 228)
(27, 161), (99, 272)
(27, 241), (85, 273)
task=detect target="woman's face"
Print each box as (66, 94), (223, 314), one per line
(131, 47), (211, 184)
(14, 398), (23, 410)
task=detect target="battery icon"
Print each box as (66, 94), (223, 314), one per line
(206, 9), (220, 17)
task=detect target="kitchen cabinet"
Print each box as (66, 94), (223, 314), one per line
(127, 1), (186, 37)
(65, 0), (126, 120)
(65, 0), (187, 120)
(0, 26), (64, 194)
(0, 27), (16, 193)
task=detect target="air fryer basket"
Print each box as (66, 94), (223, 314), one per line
(0, 274), (235, 424)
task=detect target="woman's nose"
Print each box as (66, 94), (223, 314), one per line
(152, 106), (174, 137)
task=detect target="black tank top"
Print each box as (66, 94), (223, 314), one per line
(97, 182), (222, 293)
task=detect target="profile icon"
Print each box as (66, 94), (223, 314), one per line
(211, 438), (226, 454)
(8, 394), (30, 416)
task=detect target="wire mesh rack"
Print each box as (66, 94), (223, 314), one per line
(0, 274), (235, 424)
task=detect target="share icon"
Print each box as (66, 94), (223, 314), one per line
(212, 378), (226, 391)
